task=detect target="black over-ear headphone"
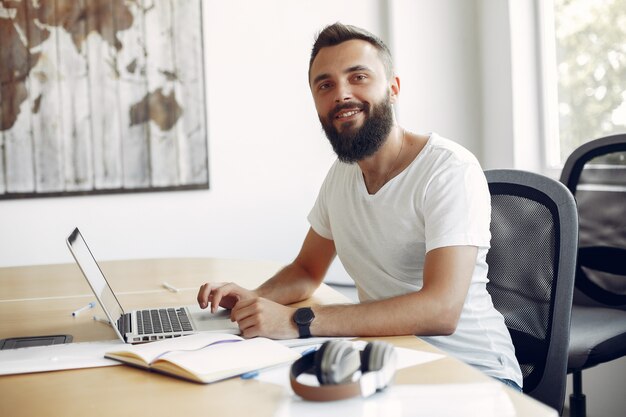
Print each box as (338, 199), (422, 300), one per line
(290, 340), (397, 401)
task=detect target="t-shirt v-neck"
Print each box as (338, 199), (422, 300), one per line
(356, 133), (434, 199)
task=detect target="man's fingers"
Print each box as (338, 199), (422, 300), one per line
(210, 283), (241, 313)
(210, 287), (224, 313)
(197, 283), (211, 309)
(234, 305), (264, 339)
(197, 282), (229, 310)
(230, 298), (257, 320)
(198, 282), (256, 314)
(236, 316), (259, 338)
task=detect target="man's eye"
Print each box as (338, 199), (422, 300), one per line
(354, 74), (367, 81)
(319, 83), (332, 90)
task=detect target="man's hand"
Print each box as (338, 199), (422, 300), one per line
(197, 282), (299, 339)
(231, 298), (298, 339)
(196, 282), (256, 313)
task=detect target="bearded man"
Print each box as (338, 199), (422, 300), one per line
(197, 23), (523, 391)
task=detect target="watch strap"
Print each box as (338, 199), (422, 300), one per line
(298, 322), (312, 338)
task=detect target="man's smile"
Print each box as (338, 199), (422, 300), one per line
(335, 109), (362, 120)
(330, 102), (368, 124)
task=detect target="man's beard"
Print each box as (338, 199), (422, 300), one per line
(320, 94), (394, 163)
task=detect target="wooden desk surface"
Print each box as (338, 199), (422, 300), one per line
(0, 259), (557, 417)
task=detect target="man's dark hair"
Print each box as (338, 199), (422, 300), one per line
(308, 23), (394, 82)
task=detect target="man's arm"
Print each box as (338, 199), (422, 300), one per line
(308, 245), (477, 336)
(197, 227), (336, 311)
(227, 245), (477, 339)
(255, 227), (337, 304)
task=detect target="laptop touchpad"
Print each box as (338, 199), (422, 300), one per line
(187, 304), (240, 334)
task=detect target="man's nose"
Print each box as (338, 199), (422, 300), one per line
(334, 82), (352, 103)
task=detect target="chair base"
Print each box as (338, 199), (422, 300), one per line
(569, 393), (586, 417)
(569, 371), (586, 417)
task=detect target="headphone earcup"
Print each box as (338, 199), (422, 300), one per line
(313, 341), (331, 384)
(361, 340), (394, 372)
(360, 341), (397, 392)
(315, 340), (361, 385)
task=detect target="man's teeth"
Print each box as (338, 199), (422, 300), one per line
(337, 110), (360, 118)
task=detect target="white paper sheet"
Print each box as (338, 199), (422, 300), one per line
(274, 382), (519, 417)
(262, 342), (526, 417)
(0, 340), (125, 375)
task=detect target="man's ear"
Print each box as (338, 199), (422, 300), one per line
(389, 76), (400, 103)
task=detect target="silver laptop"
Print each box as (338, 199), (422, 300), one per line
(66, 228), (240, 344)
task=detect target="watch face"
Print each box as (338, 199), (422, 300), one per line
(294, 307), (314, 325)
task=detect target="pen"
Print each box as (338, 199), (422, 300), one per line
(72, 301), (96, 316)
(300, 346), (318, 356)
(162, 282), (180, 293)
(93, 315), (111, 325)
(240, 370), (259, 380)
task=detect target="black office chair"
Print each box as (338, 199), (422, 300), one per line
(485, 169), (578, 414)
(559, 134), (626, 417)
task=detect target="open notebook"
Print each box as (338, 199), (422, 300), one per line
(104, 333), (300, 383)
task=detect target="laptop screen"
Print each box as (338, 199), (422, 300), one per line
(66, 228), (125, 341)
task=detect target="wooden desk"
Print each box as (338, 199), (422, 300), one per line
(0, 259), (557, 417)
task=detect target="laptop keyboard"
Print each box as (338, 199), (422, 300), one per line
(136, 308), (193, 335)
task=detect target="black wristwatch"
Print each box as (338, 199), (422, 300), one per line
(293, 307), (315, 338)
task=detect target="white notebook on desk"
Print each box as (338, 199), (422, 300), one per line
(0, 340), (124, 375)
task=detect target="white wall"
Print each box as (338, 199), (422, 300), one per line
(0, 0), (374, 271)
(478, 0), (515, 169)
(0, 0), (483, 278)
(478, 0), (544, 173)
(390, 0), (482, 156)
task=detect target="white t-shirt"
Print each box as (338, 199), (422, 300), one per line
(308, 132), (522, 386)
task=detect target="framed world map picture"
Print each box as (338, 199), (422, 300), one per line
(0, 0), (208, 199)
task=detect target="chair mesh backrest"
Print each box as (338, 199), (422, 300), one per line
(561, 135), (626, 307)
(486, 183), (559, 393)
